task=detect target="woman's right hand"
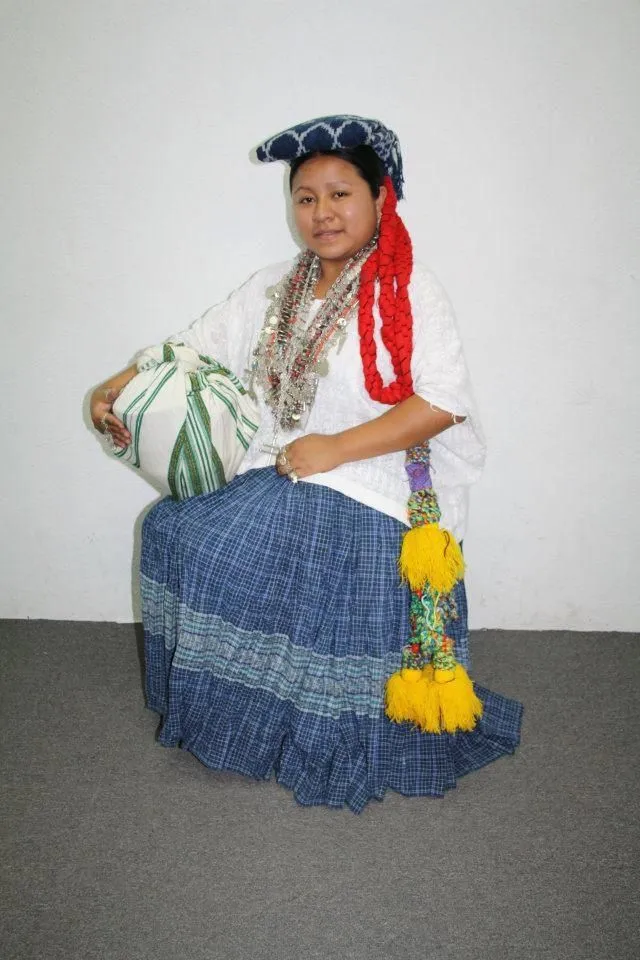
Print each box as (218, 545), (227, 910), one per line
(90, 365), (137, 449)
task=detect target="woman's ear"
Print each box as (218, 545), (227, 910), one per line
(375, 183), (387, 219)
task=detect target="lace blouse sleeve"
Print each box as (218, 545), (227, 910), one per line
(160, 260), (293, 380)
(408, 265), (473, 416)
(409, 264), (486, 476)
(166, 271), (263, 373)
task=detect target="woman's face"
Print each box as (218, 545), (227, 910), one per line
(291, 154), (386, 268)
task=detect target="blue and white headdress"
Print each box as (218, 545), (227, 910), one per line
(255, 114), (405, 199)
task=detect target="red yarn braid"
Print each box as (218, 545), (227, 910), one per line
(357, 176), (414, 405)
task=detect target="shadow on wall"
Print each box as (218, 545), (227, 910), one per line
(248, 142), (304, 254)
(82, 159), (301, 639)
(82, 151), (302, 628)
(130, 497), (160, 622)
(82, 380), (163, 627)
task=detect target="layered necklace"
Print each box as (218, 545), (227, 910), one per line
(251, 238), (376, 434)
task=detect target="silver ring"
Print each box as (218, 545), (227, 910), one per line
(289, 470), (299, 484)
(99, 415), (115, 449)
(276, 450), (290, 468)
(101, 418), (113, 442)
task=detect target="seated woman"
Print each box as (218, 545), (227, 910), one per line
(90, 115), (522, 813)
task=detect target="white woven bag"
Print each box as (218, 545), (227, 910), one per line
(112, 343), (260, 499)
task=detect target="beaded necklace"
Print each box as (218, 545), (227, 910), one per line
(251, 237), (376, 432)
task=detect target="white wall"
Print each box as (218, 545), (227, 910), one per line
(1, 0), (638, 629)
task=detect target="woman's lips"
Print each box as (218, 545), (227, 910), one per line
(314, 230), (342, 240)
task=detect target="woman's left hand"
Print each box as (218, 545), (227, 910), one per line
(276, 434), (344, 481)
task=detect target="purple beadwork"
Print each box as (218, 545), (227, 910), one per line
(406, 461), (431, 492)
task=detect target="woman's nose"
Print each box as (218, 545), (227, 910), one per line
(312, 196), (333, 221)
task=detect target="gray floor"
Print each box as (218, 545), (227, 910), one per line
(1, 621), (638, 960)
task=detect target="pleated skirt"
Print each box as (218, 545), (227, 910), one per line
(141, 467), (522, 812)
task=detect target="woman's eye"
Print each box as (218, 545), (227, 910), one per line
(334, 191), (348, 199)
(297, 196), (314, 205)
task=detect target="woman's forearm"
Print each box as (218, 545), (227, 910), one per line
(335, 395), (464, 465)
(96, 364), (138, 397)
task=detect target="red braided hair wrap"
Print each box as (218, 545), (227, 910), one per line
(357, 176), (414, 404)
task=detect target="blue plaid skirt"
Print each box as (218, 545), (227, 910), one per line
(141, 467), (522, 812)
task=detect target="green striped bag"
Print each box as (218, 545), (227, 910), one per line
(111, 343), (260, 499)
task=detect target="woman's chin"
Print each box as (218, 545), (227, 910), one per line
(310, 241), (357, 263)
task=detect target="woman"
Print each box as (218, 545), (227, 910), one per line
(91, 115), (522, 812)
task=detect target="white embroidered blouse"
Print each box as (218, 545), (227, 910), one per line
(171, 260), (486, 540)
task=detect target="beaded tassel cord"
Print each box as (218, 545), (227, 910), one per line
(385, 443), (482, 733)
(345, 179), (481, 733)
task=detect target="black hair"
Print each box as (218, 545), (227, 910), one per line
(289, 144), (386, 198)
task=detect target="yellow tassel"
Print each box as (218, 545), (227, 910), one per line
(411, 664), (442, 732)
(385, 664), (482, 734)
(431, 665), (483, 733)
(422, 663), (435, 683)
(385, 668), (427, 724)
(399, 524), (465, 593)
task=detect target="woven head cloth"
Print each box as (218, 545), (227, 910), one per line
(255, 114), (405, 199)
